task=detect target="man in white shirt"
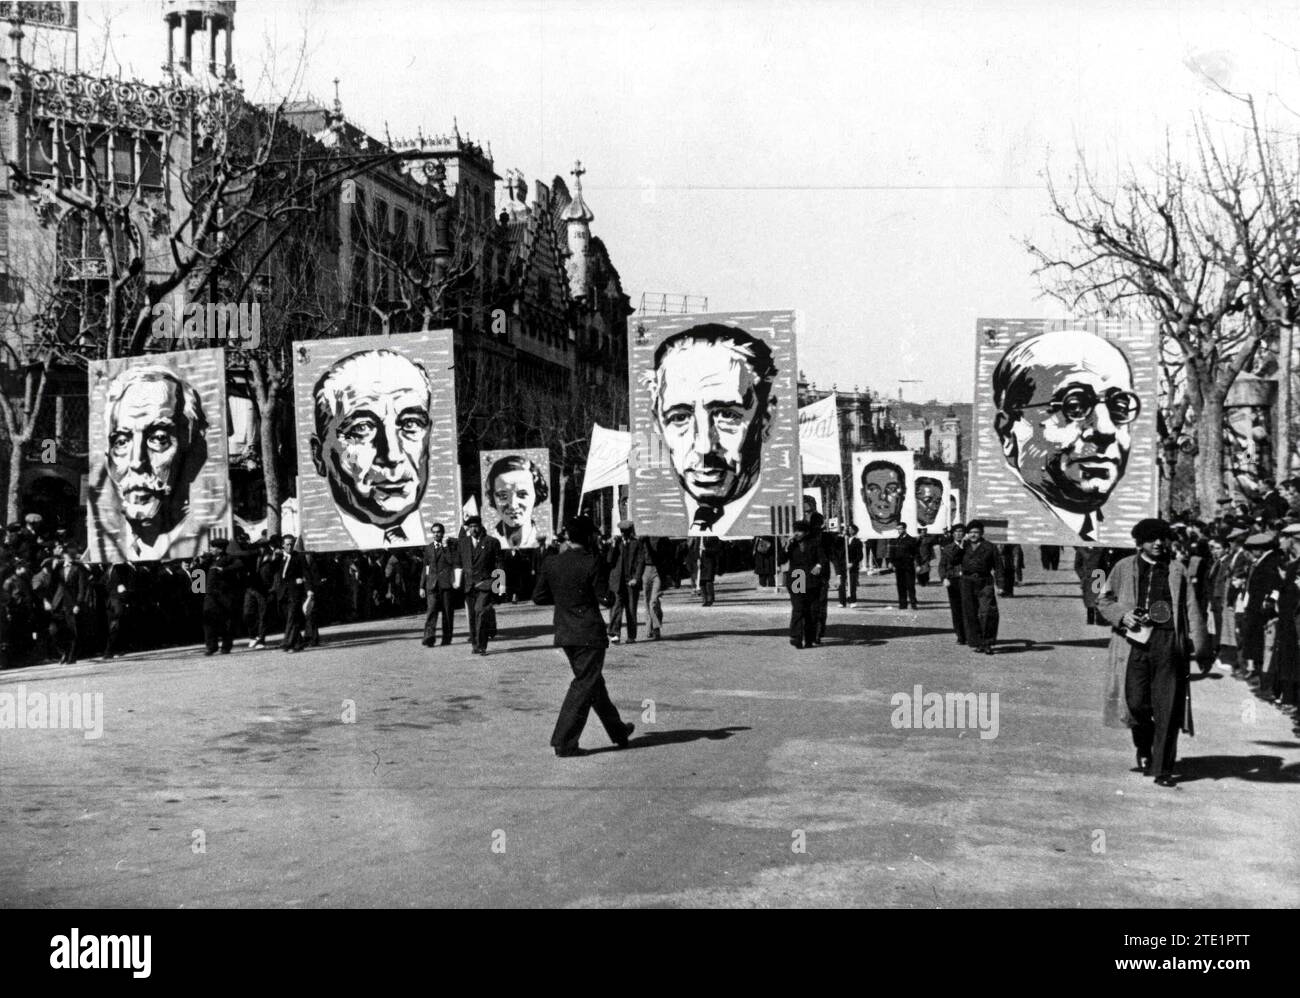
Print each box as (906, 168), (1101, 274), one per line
(310, 348), (434, 549)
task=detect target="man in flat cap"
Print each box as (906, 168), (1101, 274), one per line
(785, 518), (829, 649)
(1238, 531), (1284, 680)
(1267, 523), (1300, 706)
(959, 520), (1002, 654)
(605, 520), (645, 644)
(1098, 518), (1209, 788)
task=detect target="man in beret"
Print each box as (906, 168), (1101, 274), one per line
(1098, 518), (1209, 788)
(456, 514), (501, 655)
(959, 520), (1002, 654)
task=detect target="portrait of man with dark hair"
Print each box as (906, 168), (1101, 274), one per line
(310, 348), (434, 548)
(991, 329), (1138, 543)
(642, 322), (779, 535)
(861, 459), (907, 534)
(482, 451), (551, 549)
(915, 475), (945, 530)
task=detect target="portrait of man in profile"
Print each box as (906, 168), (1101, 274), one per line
(643, 323), (779, 536)
(102, 365), (209, 560)
(310, 348), (434, 548)
(991, 329), (1139, 543)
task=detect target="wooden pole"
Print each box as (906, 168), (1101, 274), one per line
(1276, 322), (1293, 482)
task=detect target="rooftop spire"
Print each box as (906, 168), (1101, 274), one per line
(560, 158), (594, 222)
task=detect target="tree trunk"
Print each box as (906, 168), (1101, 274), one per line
(1160, 441), (1179, 519)
(1276, 322), (1293, 481)
(250, 360), (283, 536)
(7, 438), (24, 524)
(1196, 392), (1227, 519)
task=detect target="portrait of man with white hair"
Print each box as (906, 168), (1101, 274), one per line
(309, 347), (434, 548)
(991, 328), (1140, 543)
(87, 348), (231, 563)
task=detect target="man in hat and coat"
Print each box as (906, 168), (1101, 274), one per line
(456, 514), (501, 655)
(1268, 523), (1300, 707)
(1098, 518), (1209, 788)
(1238, 530), (1285, 679)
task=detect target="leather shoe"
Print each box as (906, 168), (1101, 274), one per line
(615, 722), (635, 748)
(1153, 775), (1178, 788)
(790, 640), (803, 649)
(1136, 752), (1152, 775)
(554, 744), (584, 758)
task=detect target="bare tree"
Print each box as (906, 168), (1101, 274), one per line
(1027, 120), (1300, 516)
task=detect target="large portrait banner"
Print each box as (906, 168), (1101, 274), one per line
(969, 318), (1158, 546)
(87, 347), (232, 562)
(292, 329), (460, 551)
(479, 447), (553, 549)
(628, 309), (802, 537)
(851, 450), (917, 539)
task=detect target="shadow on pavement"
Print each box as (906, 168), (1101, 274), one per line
(1175, 754), (1300, 783)
(584, 725), (752, 755)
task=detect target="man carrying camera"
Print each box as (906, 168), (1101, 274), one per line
(1098, 518), (1209, 789)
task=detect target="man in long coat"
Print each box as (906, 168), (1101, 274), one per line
(1098, 518), (1209, 788)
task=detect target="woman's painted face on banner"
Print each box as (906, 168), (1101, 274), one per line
(492, 469), (536, 528)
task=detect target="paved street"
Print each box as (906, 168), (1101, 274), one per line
(2, 564), (1297, 908)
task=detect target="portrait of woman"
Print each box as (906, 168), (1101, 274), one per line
(483, 452), (550, 549)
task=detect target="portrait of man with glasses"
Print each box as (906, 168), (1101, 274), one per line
(991, 329), (1141, 543)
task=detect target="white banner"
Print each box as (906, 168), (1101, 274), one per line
(580, 423), (631, 495)
(799, 394), (841, 475)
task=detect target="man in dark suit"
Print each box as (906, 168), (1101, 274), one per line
(420, 522), (458, 647)
(1239, 532), (1284, 678)
(847, 526), (864, 605)
(890, 523), (920, 610)
(937, 523), (968, 644)
(274, 534), (315, 653)
(606, 519), (646, 643)
(786, 518), (829, 649)
(200, 537), (240, 656)
(457, 515), (501, 655)
(533, 515), (634, 757)
(102, 561), (135, 659)
(47, 548), (90, 664)
(960, 520), (1002, 654)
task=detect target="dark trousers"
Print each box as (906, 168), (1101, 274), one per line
(467, 589), (494, 650)
(608, 583), (640, 640)
(50, 609), (79, 663)
(242, 590), (269, 643)
(701, 580), (715, 605)
(551, 644), (626, 749)
(203, 604), (234, 654)
(848, 566), (860, 602)
(424, 588), (455, 644)
(837, 573), (847, 606)
(960, 576), (999, 648)
(945, 580), (966, 643)
(895, 565), (917, 608)
(280, 595), (305, 650)
(1125, 628), (1185, 778)
(816, 583), (829, 639)
(104, 599), (129, 657)
(789, 590), (818, 646)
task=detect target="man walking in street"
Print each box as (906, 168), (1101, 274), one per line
(847, 525), (863, 605)
(890, 523), (919, 610)
(960, 520), (1002, 654)
(200, 537), (240, 656)
(938, 523), (968, 645)
(420, 522), (458, 647)
(606, 520), (645, 644)
(641, 535), (667, 640)
(786, 518), (829, 649)
(533, 515), (634, 757)
(457, 515), (501, 655)
(1098, 518), (1209, 789)
(275, 534), (314, 653)
(47, 547), (89, 664)
(102, 560), (135, 660)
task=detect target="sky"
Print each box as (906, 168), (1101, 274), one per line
(72, 0), (1300, 403)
